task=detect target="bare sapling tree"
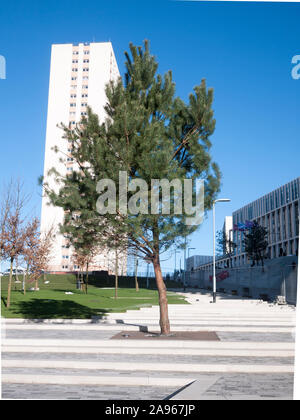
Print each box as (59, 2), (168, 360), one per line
(72, 244), (98, 294)
(0, 182), (13, 280)
(72, 251), (85, 291)
(23, 217), (40, 294)
(2, 181), (28, 308)
(30, 226), (55, 291)
(104, 232), (127, 299)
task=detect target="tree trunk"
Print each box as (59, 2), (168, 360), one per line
(35, 275), (39, 291)
(15, 258), (20, 285)
(76, 270), (80, 290)
(80, 269), (84, 292)
(115, 251), (118, 299)
(135, 257), (139, 292)
(85, 263), (89, 294)
(23, 271), (26, 295)
(6, 257), (14, 308)
(153, 256), (170, 335)
(24, 262), (29, 295)
(261, 255), (265, 272)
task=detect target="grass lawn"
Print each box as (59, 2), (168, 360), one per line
(1, 274), (188, 319)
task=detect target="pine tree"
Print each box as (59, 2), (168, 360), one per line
(43, 40), (221, 335)
(243, 222), (269, 267)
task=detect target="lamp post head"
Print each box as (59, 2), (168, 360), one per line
(187, 247), (196, 259)
(214, 198), (231, 204)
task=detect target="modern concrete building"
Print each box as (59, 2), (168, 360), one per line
(188, 177), (299, 273)
(186, 255), (213, 272)
(41, 42), (126, 273)
(186, 179), (299, 303)
(232, 177), (299, 267)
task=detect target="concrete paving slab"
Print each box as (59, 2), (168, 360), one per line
(168, 378), (221, 400)
(1, 290), (296, 400)
(2, 359), (295, 373)
(1, 373), (192, 387)
(2, 346), (294, 357)
(2, 338), (295, 349)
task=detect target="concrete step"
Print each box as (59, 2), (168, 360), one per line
(2, 325), (295, 333)
(1, 373), (191, 387)
(2, 345), (295, 358)
(2, 338), (295, 349)
(2, 347), (295, 361)
(3, 315), (296, 322)
(1, 289), (296, 401)
(2, 359), (295, 374)
(1, 382), (178, 400)
(2, 320), (296, 328)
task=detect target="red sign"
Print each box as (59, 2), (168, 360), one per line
(209, 270), (230, 282)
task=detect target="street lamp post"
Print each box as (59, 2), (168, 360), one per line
(174, 250), (180, 279)
(179, 258), (182, 283)
(188, 247), (196, 285)
(183, 236), (187, 290)
(212, 198), (231, 303)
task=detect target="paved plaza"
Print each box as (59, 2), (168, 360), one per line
(1, 290), (296, 400)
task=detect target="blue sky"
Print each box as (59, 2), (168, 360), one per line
(0, 0), (299, 273)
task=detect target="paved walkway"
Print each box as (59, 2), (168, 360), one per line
(1, 290), (296, 400)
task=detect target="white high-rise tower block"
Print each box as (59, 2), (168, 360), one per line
(41, 42), (126, 273)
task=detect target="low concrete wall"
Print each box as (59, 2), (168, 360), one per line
(188, 256), (298, 305)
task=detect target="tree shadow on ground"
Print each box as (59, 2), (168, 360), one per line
(10, 299), (107, 319)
